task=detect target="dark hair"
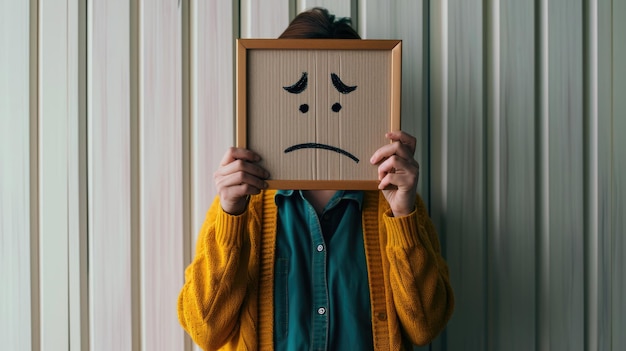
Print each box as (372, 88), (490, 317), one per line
(279, 7), (361, 39)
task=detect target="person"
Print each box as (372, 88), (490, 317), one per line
(178, 7), (454, 351)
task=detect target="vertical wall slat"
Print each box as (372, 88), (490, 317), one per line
(297, 0), (353, 19)
(546, 1), (585, 349)
(0, 1), (34, 350)
(38, 0), (84, 348)
(487, 1), (537, 350)
(68, 0), (89, 350)
(189, 3), (237, 349)
(536, 0), (551, 349)
(29, 2), (40, 348)
(130, 1), (141, 349)
(429, 2), (449, 349)
(584, 0), (599, 350)
(139, 1), (185, 350)
(88, 0), (133, 349)
(359, 0), (430, 204)
(441, 1), (487, 350)
(485, 1), (502, 347)
(596, 1), (613, 349)
(39, 0), (69, 343)
(189, 0), (236, 247)
(612, 1), (626, 349)
(241, 0), (291, 38)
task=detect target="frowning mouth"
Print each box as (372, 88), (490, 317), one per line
(284, 143), (359, 163)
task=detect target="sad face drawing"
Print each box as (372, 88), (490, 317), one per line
(282, 71), (360, 163)
(246, 49), (393, 184)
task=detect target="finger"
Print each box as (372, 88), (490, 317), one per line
(216, 169), (268, 191)
(221, 182), (264, 199)
(377, 156), (419, 183)
(378, 173), (396, 190)
(220, 147), (262, 166)
(369, 141), (414, 165)
(378, 172), (409, 190)
(216, 176), (267, 207)
(218, 182), (264, 215)
(378, 169), (419, 191)
(377, 155), (406, 180)
(386, 131), (416, 155)
(215, 158), (270, 181)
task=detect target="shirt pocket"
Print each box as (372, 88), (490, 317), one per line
(274, 257), (289, 339)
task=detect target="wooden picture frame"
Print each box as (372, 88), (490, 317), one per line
(236, 39), (402, 190)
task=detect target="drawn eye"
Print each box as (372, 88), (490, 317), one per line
(331, 103), (342, 112)
(299, 104), (309, 113)
(283, 72), (308, 94)
(330, 73), (357, 94)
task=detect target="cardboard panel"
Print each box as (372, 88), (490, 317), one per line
(237, 39), (401, 189)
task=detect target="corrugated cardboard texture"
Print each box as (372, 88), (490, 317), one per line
(247, 49), (392, 185)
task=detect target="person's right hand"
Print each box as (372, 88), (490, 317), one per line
(214, 147), (270, 215)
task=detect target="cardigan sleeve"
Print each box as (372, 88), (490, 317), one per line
(382, 194), (455, 346)
(177, 196), (252, 350)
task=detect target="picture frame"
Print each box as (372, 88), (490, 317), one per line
(236, 39), (402, 190)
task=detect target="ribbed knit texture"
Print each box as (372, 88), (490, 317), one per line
(178, 190), (454, 350)
(258, 193), (277, 350)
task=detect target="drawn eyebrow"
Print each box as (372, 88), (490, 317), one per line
(283, 72), (308, 94)
(331, 73), (357, 94)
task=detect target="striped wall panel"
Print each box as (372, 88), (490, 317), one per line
(0, 1), (36, 350)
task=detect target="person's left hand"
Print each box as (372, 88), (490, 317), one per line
(369, 131), (419, 217)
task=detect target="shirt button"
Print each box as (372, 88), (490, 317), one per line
(316, 244), (324, 252)
(317, 307), (326, 315)
(377, 312), (387, 321)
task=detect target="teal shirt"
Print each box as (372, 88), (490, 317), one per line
(274, 190), (374, 351)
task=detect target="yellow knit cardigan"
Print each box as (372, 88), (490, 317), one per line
(178, 190), (454, 350)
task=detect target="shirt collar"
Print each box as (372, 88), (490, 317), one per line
(275, 189), (363, 211)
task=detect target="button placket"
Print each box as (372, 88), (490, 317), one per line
(308, 203), (329, 350)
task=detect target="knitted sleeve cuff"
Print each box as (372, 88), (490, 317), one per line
(383, 209), (422, 248)
(214, 208), (248, 248)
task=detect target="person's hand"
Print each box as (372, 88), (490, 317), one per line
(369, 131), (419, 217)
(214, 147), (270, 215)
